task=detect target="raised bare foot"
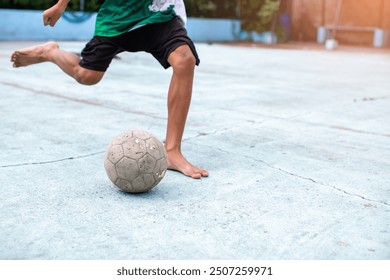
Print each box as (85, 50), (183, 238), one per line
(11, 42), (59, 68)
(167, 150), (209, 179)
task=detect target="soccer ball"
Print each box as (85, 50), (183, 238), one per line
(104, 130), (168, 193)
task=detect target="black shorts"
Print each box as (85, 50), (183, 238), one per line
(79, 17), (200, 71)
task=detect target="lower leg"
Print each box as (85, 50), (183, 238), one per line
(165, 45), (208, 179)
(11, 42), (103, 85)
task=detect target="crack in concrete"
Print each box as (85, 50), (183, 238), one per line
(3, 82), (166, 120)
(254, 158), (390, 207)
(357, 95), (390, 102)
(0, 151), (105, 168)
(216, 103), (390, 138)
(183, 126), (236, 142)
(183, 123), (389, 206)
(191, 141), (390, 207)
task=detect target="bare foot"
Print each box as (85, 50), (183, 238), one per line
(167, 150), (209, 179)
(11, 42), (59, 68)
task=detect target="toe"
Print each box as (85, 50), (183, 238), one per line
(191, 172), (202, 179)
(11, 52), (19, 63)
(195, 168), (209, 177)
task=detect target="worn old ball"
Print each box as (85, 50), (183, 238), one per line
(104, 130), (168, 193)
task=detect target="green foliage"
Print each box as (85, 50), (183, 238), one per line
(179, 0), (239, 19)
(0, 0), (282, 33)
(186, 0), (282, 33)
(0, 0), (103, 11)
(0, 0), (54, 10)
(67, 0), (103, 11)
(240, 0), (280, 33)
(0, 0), (238, 15)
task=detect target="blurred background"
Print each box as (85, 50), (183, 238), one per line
(0, 0), (389, 48)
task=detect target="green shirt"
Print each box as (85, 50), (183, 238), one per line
(94, 0), (177, 37)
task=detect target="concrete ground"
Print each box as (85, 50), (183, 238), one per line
(0, 41), (389, 260)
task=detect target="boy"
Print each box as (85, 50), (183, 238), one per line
(11, 0), (208, 179)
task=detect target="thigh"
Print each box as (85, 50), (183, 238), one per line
(80, 37), (122, 72)
(148, 17), (200, 69)
(113, 17), (200, 69)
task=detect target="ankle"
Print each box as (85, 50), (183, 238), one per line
(165, 145), (181, 154)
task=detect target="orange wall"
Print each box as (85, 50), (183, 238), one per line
(291, 0), (390, 45)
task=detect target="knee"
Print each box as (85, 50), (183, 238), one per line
(75, 68), (103, 85)
(170, 46), (196, 75)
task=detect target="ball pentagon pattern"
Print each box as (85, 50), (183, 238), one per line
(104, 130), (167, 193)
